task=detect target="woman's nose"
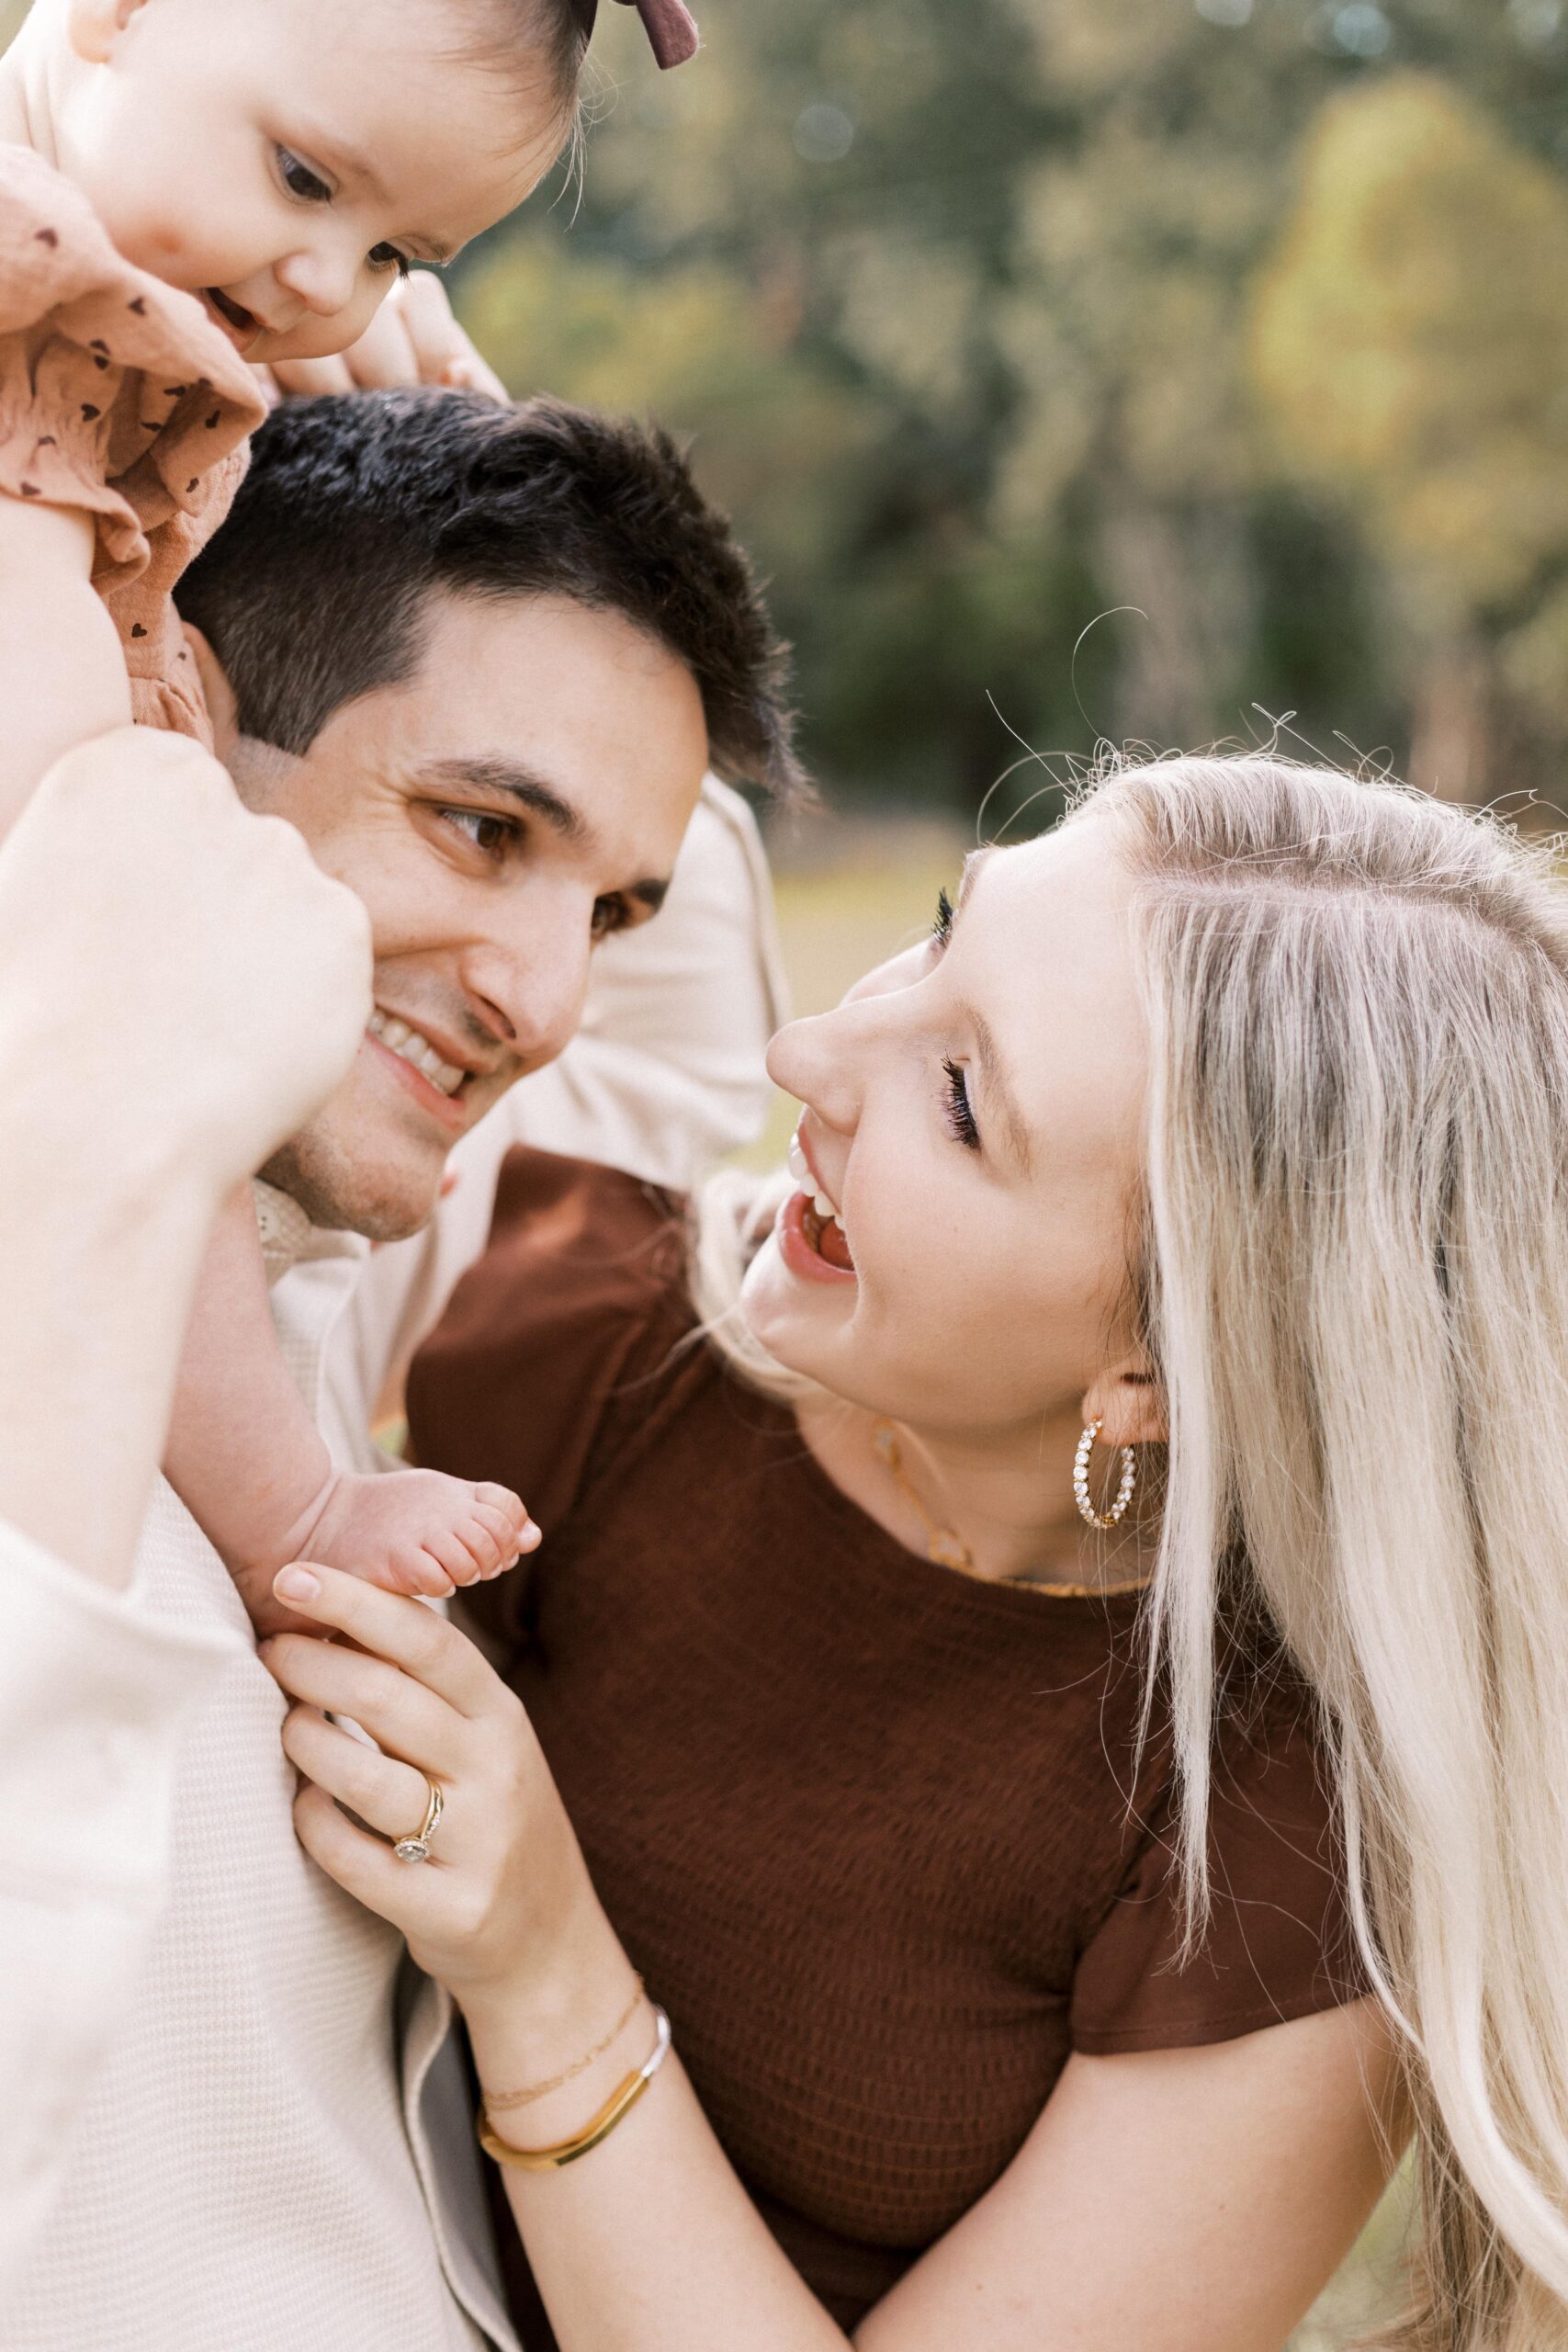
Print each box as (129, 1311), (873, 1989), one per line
(766, 1006), (864, 1134)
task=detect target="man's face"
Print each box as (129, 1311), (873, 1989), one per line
(217, 589), (706, 1239)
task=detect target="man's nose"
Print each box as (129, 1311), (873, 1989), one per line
(273, 238), (364, 322)
(463, 919), (593, 1076)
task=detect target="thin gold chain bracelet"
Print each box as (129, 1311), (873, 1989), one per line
(481, 1976), (646, 2113)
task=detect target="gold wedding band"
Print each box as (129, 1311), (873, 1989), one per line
(393, 1775), (443, 1864)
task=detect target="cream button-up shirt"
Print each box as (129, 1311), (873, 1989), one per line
(0, 782), (786, 2349)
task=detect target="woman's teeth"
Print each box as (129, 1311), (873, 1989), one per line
(787, 1133), (840, 1224)
(367, 1009), (466, 1097)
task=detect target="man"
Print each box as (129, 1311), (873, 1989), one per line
(6, 387), (795, 2351)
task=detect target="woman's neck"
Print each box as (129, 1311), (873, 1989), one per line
(795, 1395), (1156, 1592)
(0, 12), (61, 162)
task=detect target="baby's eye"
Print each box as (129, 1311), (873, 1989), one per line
(369, 243), (412, 278)
(276, 146), (331, 204)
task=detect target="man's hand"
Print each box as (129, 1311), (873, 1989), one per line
(0, 727), (372, 1204)
(257, 273), (509, 407)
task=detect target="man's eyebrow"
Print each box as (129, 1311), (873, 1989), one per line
(417, 757), (588, 843)
(417, 758), (670, 912)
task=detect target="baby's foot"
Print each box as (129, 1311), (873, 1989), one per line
(294, 1468), (536, 1600)
(226, 1468), (536, 1635)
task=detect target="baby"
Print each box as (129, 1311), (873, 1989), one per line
(0, 0), (603, 1621)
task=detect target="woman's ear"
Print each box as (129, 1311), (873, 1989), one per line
(182, 626), (240, 760)
(1082, 1351), (1168, 1450)
(65, 0), (148, 65)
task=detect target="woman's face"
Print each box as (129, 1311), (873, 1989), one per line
(743, 818), (1152, 1436)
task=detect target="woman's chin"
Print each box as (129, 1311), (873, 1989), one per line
(739, 1227), (855, 1371)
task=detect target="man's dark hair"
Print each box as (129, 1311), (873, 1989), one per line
(181, 389), (802, 797)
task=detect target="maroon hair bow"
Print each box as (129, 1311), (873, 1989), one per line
(569, 0), (700, 70)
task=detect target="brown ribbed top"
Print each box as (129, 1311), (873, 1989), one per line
(409, 1150), (1363, 2337)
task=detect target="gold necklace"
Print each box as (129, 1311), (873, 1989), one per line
(871, 1419), (1152, 1600)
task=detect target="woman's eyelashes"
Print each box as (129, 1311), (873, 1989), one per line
(942, 1057), (981, 1151)
(931, 885), (954, 950)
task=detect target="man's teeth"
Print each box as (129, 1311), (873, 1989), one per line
(367, 1010), (466, 1097)
(787, 1133), (840, 1224)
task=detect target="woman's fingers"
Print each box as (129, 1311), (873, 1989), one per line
(259, 1623), (464, 1770)
(291, 1781), (439, 1926)
(280, 1703), (436, 1848)
(263, 1562), (502, 1717)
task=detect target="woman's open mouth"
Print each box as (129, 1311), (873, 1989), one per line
(779, 1132), (857, 1283)
(201, 287), (263, 353)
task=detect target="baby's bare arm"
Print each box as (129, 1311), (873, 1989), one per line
(164, 1191), (535, 1633)
(0, 496), (130, 839)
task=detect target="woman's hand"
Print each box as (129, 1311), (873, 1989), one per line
(255, 273), (509, 406)
(257, 1563), (602, 2011)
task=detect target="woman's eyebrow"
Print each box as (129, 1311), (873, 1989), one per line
(953, 844), (995, 917)
(966, 1003), (1033, 1175)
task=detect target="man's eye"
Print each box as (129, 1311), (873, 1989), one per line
(276, 146), (332, 204)
(592, 896), (629, 940)
(442, 808), (514, 858)
(369, 243), (412, 278)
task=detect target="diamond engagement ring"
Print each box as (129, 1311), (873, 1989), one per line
(394, 1776), (443, 1864)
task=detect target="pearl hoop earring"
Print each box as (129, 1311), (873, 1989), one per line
(1073, 1417), (1137, 1531)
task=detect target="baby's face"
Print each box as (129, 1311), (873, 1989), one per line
(59, 0), (565, 364)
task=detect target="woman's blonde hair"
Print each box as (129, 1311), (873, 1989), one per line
(699, 754), (1568, 2347)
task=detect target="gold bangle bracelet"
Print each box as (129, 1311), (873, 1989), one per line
(478, 2007), (672, 2172)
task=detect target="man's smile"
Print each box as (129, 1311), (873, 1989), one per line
(367, 1007), (468, 1098)
(363, 1005), (502, 1136)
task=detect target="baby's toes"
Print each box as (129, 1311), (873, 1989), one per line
(386, 1541), (456, 1600)
(476, 1481), (536, 1552)
(457, 1509), (507, 1579)
(423, 1526), (486, 1590)
(471, 1500), (527, 1577)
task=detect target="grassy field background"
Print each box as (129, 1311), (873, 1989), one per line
(762, 817), (1414, 2351)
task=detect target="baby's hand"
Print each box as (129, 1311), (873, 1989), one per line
(258, 273), (508, 404)
(236, 1469), (536, 1636)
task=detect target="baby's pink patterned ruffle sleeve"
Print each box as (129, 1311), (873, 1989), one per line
(0, 146), (265, 742)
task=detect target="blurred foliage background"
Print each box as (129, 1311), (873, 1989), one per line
(452, 0), (1568, 828)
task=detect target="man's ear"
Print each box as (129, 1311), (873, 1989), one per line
(65, 0), (149, 65)
(183, 625), (241, 761)
(1082, 1350), (1168, 1451)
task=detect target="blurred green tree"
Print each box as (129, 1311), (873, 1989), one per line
(1252, 74), (1568, 798)
(456, 0), (1566, 812)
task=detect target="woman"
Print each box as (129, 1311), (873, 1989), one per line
(261, 754), (1568, 2351)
